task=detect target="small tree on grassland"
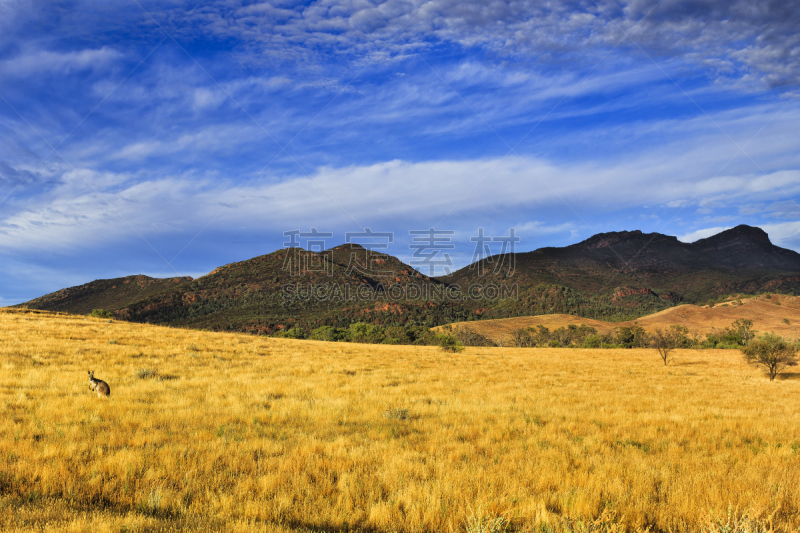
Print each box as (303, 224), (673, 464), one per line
(741, 333), (798, 381)
(437, 334), (465, 353)
(651, 327), (679, 366)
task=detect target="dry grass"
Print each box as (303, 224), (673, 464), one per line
(437, 294), (800, 344)
(2, 308), (800, 532)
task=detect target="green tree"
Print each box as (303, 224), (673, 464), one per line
(310, 326), (339, 342)
(583, 334), (602, 348)
(453, 327), (495, 347)
(731, 318), (755, 345)
(275, 327), (306, 339)
(342, 322), (386, 343)
(741, 333), (798, 381)
(384, 326), (410, 344)
(437, 334), (464, 353)
(615, 326), (636, 348)
(530, 325), (551, 347)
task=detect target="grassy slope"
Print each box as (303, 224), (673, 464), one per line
(435, 294), (800, 343)
(2, 309), (800, 532)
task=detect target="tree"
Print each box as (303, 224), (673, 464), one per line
(511, 328), (534, 347)
(437, 334), (465, 353)
(741, 333), (798, 381)
(615, 325), (649, 348)
(651, 328), (678, 365)
(454, 327), (495, 347)
(90, 309), (113, 319)
(310, 326), (340, 342)
(731, 318), (755, 345)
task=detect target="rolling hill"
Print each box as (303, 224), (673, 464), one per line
(20, 274), (192, 315)
(14, 225), (800, 333)
(442, 225), (800, 306)
(114, 243), (465, 333)
(434, 293), (800, 344)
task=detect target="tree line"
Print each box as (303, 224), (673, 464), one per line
(271, 318), (797, 381)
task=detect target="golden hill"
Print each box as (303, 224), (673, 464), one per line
(1, 308), (800, 532)
(435, 294), (800, 344)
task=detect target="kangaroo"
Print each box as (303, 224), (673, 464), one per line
(88, 371), (111, 398)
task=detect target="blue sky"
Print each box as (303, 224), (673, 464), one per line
(1, 0), (799, 304)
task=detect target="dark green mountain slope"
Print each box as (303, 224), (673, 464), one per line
(19, 275), (192, 315)
(115, 244), (474, 333)
(440, 225), (800, 320)
(16, 225), (800, 331)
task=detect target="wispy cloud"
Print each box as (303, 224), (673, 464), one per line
(173, 0), (800, 90)
(0, 47), (123, 77)
(0, 0), (799, 301)
(678, 226), (732, 243)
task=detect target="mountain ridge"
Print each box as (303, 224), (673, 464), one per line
(14, 225), (800, 332)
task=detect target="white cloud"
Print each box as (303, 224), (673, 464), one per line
(0, 47), (123, 77)
(679, 220), (800, 249)
(678, 227), (731, 243)
(192, 87), (227, 110)
(512, 221), (578, 237)
(2, 144), (798, 254)
(181, 0), (800, 90)
(760, 221), (800, 249)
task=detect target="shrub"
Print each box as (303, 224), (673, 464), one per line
(274, 327), (306, 339)
(437, 334), (464, 353)
(741, 333), (798, 381)
(583, 334), (602, 348)
(466, 506), (509, 533)
(90, 309), (112, 319)
(383, 407), (410, 421)
(384, 326), (410, 344)
(615, 325), (649, 348)
(309, 326), (339, 342)
(136, 368), (158, 379)
(347, 322), (385, 344)
(454, 327), (495, 347)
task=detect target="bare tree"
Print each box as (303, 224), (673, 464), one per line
(741, 333), (798, 381)
(651, 328), (678, 366)
(495, 333), (510, 348)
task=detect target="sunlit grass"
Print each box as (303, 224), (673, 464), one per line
(2, 308), (800, 532)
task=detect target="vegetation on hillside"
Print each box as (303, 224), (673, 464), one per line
(501, 319), (780, 349)
(17, 226), (800, 337)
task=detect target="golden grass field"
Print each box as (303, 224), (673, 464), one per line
(436, 294), (800, 344)
(2, 308), (800, 532)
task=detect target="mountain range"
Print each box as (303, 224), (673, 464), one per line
(16, 225), (800, 333)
